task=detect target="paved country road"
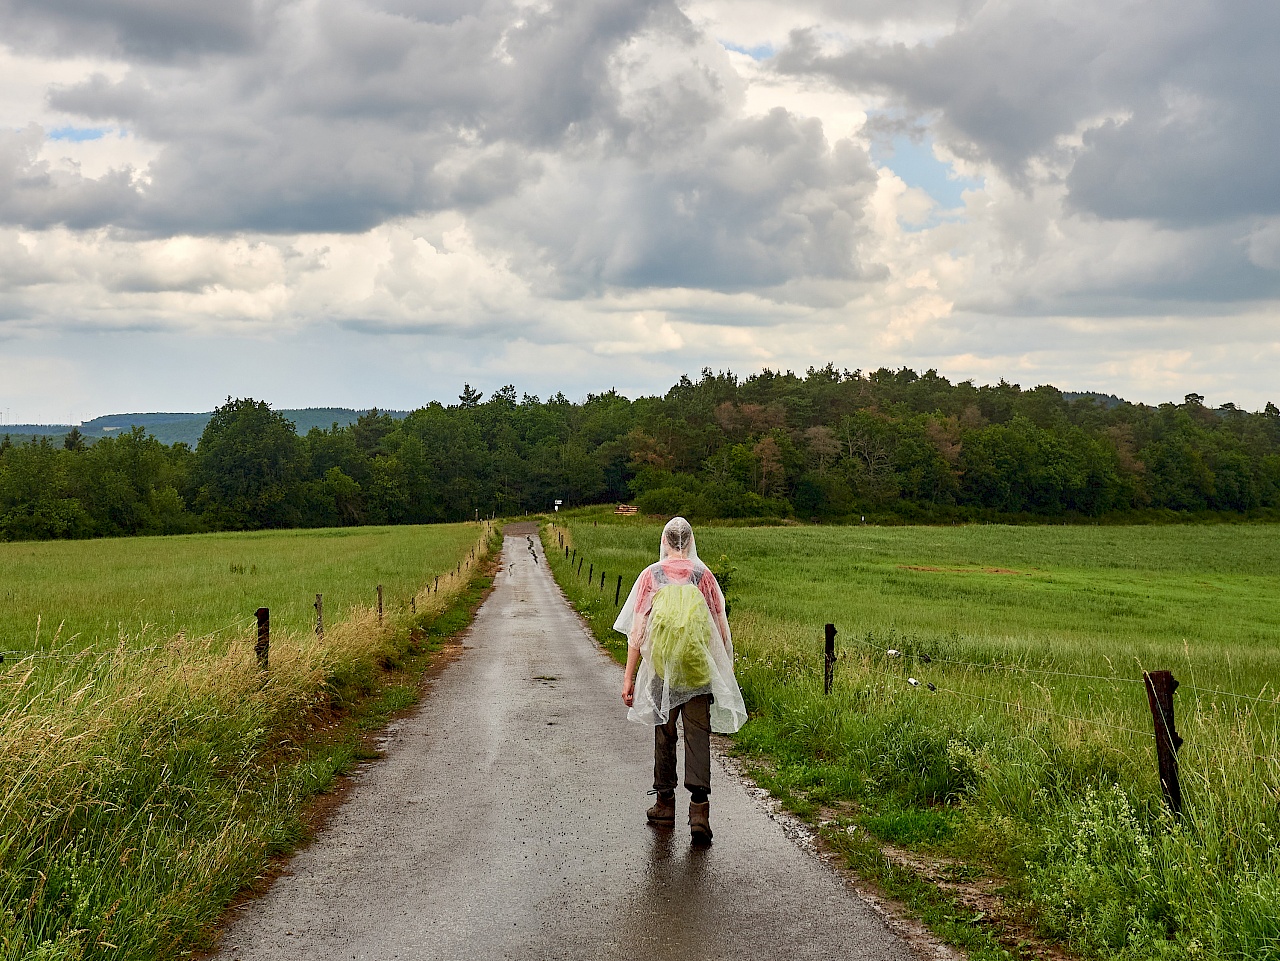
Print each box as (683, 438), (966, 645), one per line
(212, 526), (919, 961)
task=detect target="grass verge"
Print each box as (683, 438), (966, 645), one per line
(0, 523), (500, 961)
(542, 511), (1280, 961)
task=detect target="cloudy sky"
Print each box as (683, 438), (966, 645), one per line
(1, 0), (1277, 423)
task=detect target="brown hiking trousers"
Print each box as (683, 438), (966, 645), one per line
(653, 693), (712, 795)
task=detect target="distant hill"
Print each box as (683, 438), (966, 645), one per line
(3, 408), (408, 447)
(1062, 391), (1127, 409)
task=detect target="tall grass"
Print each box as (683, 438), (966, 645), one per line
(546, 512), (1280, 960)
(0, 522), (496, 961)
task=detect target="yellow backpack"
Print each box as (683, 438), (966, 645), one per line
(647, 573), (713, 691)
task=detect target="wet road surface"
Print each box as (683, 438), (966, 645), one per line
(212, 526), (917, 961)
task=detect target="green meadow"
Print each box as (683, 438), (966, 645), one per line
(0, 522), (494, 961)
(546, 513), (1280, 961)
(0, 524), (485, 653)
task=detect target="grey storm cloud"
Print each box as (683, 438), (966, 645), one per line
(957, 219), (1280, 318)
(778, 0), (1280, 226)
(492, 109), (877, 294)
(0, 0), (259, 61)
(1, 0), (876, 294)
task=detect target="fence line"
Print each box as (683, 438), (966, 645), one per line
(2, 527), (496, 667)
(0, 645), (164, 662)
(0, 610), (262, 662)
(1183, 683), (1280, 708)
(542, 525), (1276, 747)
(785, 644), (1159, 740)
(840, 629), (1280, 710)
(924, 680), (1155, 739)
(846, 632), (1148, 687)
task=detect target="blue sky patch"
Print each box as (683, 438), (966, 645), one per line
(48, 126), (109, 142)
(721, 41), (774, 61)
(871, 134), (981, 211)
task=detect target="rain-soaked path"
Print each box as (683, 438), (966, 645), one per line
(212, 525), (917, 961)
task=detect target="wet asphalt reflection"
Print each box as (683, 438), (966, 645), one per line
(212, 526), (915, 961)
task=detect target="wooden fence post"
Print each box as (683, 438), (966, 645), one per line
(255, 608), (270, 671)
(1143, 670), (1183, 819)
(377, 585), (384, 625)
(615, 575), (622, 605)
(823, 623), (837, 695)
(411, 597), (416, 614)
(314, 594), (323, 638)
(600, 570), (605, 590)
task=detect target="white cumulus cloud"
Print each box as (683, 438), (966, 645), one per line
(0, 0), (1278, 421)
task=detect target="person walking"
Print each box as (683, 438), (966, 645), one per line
(616, 517), (747, 843)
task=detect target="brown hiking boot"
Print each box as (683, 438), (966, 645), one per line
(689, 800), (713, 843)
(646, 792), (676, 825)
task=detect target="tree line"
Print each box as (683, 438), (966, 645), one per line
(3, 366), (1279, 540)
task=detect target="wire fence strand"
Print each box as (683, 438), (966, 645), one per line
(838, 653), (1156, 739)
(926, 681), (1155, 739)
(844, 631), (1149, 687)
(845, 631), (1280, 710)
(0, 612), (260, 663)
(1184, 684), (1280, 708)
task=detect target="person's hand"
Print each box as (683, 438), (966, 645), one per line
(622, 675), (635, 707)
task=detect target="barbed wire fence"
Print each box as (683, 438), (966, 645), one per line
(1, 521), (498, 670)
(821, 622), (1280, 820)
(544, 520), (1280, 822)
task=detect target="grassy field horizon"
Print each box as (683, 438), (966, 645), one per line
(0, 523), (484, 654)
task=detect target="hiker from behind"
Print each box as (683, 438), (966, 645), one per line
(616, 517), (747, 843)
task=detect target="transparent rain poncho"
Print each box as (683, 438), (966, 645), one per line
(614, 517), (747, 734)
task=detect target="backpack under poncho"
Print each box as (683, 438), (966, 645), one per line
(614, 527), (748, 733)
(647, 582), (713, 692)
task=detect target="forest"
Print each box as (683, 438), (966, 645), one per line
(3, 365), (1279, 540)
